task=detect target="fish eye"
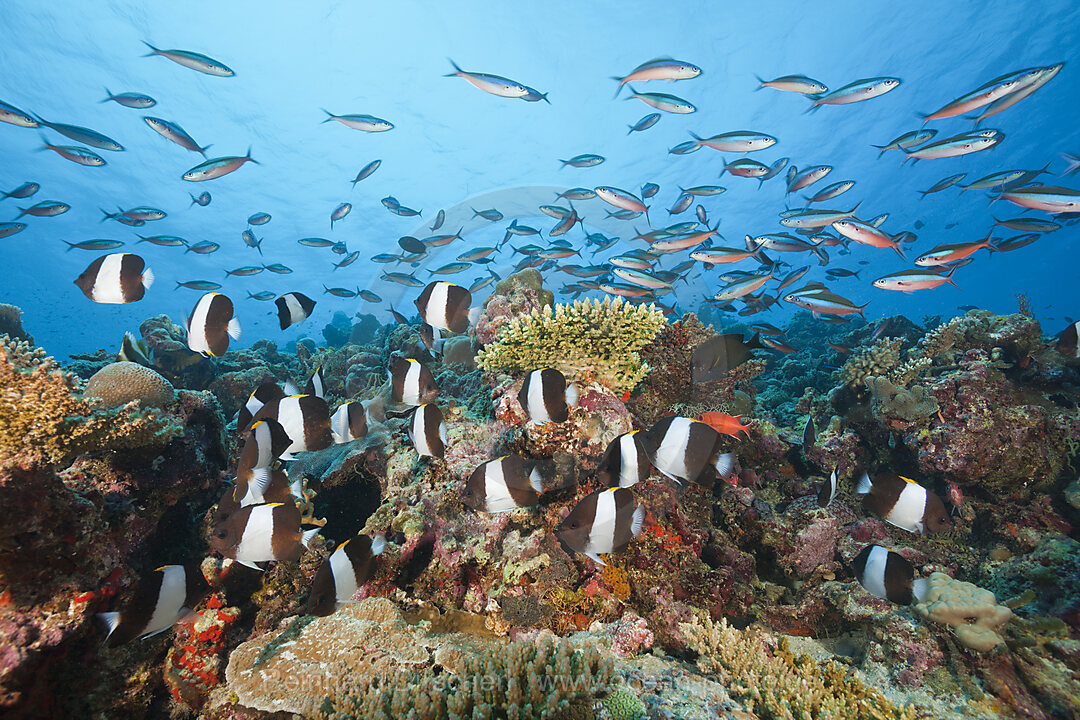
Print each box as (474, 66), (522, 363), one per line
(214, 528), (228, 539)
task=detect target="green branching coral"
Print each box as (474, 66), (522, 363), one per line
(475, 296), (667, 393)
(680, 614), (919, 720)
(319, 636), (615, 720)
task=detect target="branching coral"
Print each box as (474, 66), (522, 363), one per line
(839, 337), (902, 388)
(0, 335), (182, 467)
(476, 296), (667, 393)
(914, 573), (1013, 652)
(679, 613), (919, 720)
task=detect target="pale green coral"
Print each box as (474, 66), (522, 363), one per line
(475, 296), (667, 393)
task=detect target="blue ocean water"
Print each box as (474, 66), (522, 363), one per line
(0, 0), (1077, 358)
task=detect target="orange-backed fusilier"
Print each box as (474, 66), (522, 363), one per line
(518, 368), (578, 424)
(623, 86), (696, 113)
(689, 130), (776, 153)
(415, 281), (472, 333)
(331, 401), (368, 443)
(872, 267), (958, 293)
(612, 58), (701, 97)
(40, 137), (107, 166)
(805, 77), (901, 111)
(755, 74), (827, 95)
(408, 403), (446, 459)
(462, 455), (544, 512)
(15, 199), (69, 217)
(322, 109), (393, 132)
(628, 113), (661, 134)
(97, 563), (209, 646)
(720, 158), (770, 178)
(901, 130), (1004, 163)
(1, 181), (39, 200)
(142, 42), (234, 76)
(75, 252), (154, 304)
(832, 219), (905, 259)
(914, 234), (996, 266)
(66, 239), (124, 252)
(872, 129), (937, 158)
(0, 99), (37, 127)
(855, 472), (951, 534)
(252, 395), (333, 459)
(598, 431), (650, 488)
(237, 381), (287, 433)
(101, 87), (156, 108)
(209, 503), (318, 569)
(185, 292), (241, 357)
(190, 192), (211, 207)
(389, 357), (439, 406)
(306, 533), (386, 617)
(182, 148), (258, 181)
(560, 153), (605, 168)
(999, 185), (1080, 214)
(637, 416), (734, 487)
(556, 487), (645, 565)
(444, 59), (530, 98)
(852, 545), (928, 605)
(34, 116), (123, 151)
(691, 332), (767, 381)
(144, 117), (211, 156)
(275, 292), (316, 330)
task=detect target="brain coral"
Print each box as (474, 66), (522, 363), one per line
(83, 361), (176, 408)
(475, 296), (667, 393)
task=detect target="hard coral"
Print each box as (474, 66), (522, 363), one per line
(839, 337), (902, 389)
(914, 572), (1013, 652)
(679, 613), (919, 720)
(83, 361), (176, 408)
(477, 296), (667, 393)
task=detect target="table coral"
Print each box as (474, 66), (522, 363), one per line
(476, 296), (666, 394)
(914, 572), (1013, 652)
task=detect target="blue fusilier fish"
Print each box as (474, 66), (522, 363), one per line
(190, 192), (211, 207)
(806, 77), (901, 111)
(143, 42), (234, 76)
(40, 138), (106, 166)
(330, 202), (351, 228)
(629, 113), (661, 134)
(351, 159), (381, 187)
(1, 182), (39, 200)
(145, 117), (211, 156)
(183, 148), (258, 181)
(307, 533), (386, 617)
(556, 487), (645, 566)
(462, 455), (544, 513)
(248, 212), (271, 225)
(612, 57), (702, 97)
(445, 59), (530, 98)
(101, 88), (156, 108)
(322, 110), (393, 132)
(856, 472), (951, 534)
(34, 116), (123, 151)
(97, 564), (209, 646)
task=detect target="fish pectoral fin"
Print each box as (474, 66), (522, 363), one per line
(584, 551), (608, 566)
(236, 560), (265, 571)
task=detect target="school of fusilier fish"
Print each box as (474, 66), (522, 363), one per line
(2, 43), (1078, 645)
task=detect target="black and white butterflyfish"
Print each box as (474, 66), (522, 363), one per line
(462, 455), (544, 512)
(237, 381), (286, 433)
(517, 368), (578, 423)
(388, 356), (439, 406)
(817, 468), (839, 508)
(119, 331), (153, 366)
(306, 532), (386, 617)
(185, 292), (241, 357)
(234, 418), (293, 500)
(637, 416), (733, 487)
(75, 252), (154, 304)
(275, 291), (316, 330)
(556, 486), (645, 566)
(597, 431), (650, 488)
(97, 563), (209, 646)
(414, 280), (472, 333)
(303, 365), (326, 399)
(209, 502), (318, 570)
(852, 544), (928, 605)
(331, 401), (368, 443)
(408, 403), (446, 459)
(856, 472), (951, 534)
(251, 395), (333, 459)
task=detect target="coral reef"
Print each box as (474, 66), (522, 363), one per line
(472, 268), (554, 347)
(913, 573), (1013, 652)
(83, 361), (177, 408)
(477, 296), (667, 393)
(0, 304), (32, 343)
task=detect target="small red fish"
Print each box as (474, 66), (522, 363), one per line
(621, 389), (630, 403)
(698, 411), (751, 439)
(827, 342), (853, 354)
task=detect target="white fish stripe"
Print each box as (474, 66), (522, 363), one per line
(403, 362), (421, 405)
(235, 505), (276, 563)
(428, 281), (450, 330)
(483, 461), (517, 512)
(276, 396), (308, 455)
(329, 544), (358, 603)
(187, 294), (215, 354)
(92, 252), (127, 303)
(143, 565), (186, 638)
(620, 434), (639, 487)
(861, 545), (890, 601)
(654, 417), (693, 480)
(889, 482), (928, 533)
(586, 490), (618, 555)
(284, 293), (305, 325)
(526, 370), (550, 422)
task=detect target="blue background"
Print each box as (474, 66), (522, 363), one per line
(1, 0), (1077, 358)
